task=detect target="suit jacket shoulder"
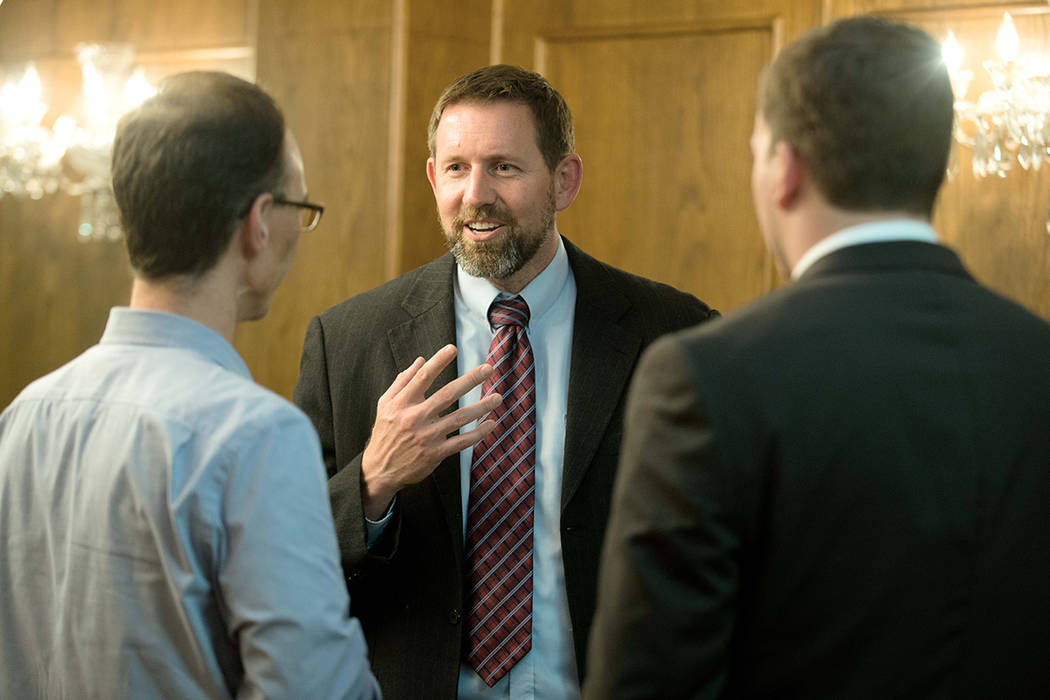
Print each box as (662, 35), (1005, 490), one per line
(564, 237), (717, 330)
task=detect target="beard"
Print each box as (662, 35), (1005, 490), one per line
(442, 182), (556, 280)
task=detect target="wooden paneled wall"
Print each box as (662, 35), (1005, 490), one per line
(2, 0), (1049, 408)
(235, 1), (397, 398)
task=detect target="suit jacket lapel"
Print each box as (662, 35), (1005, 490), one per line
(388, 253), (458, 374)
(561, 240), (640, 510)
(386, 253), (465, 563)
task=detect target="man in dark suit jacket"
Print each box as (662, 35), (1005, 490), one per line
(295, 64), (716, 699)
(585, 16), (1050, 699)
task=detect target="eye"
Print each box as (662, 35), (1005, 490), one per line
(494, 162), (517, 173)
(447, 163), (464, 172)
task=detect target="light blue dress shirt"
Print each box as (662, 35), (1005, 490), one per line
(455, 237), (580, 700)
(0, 308), (379, 700)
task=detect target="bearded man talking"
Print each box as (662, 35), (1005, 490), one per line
(293, 64), (718, 700)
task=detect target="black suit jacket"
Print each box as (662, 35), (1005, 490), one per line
(584, 241), (1050, 699)
(294, 237), (716, 698)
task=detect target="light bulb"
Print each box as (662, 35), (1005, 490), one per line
(996, 13), (1019, 63)
(943, 30), (963, 75)
(121, 69), (156, 112)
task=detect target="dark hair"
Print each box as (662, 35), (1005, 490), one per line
(111, 71), (287, 278)
(758, 16), (954, 217)
(427, 64), (574, 171)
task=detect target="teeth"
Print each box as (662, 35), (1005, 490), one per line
(467, 223), (499, 232)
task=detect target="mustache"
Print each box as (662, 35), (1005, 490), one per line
(452, 205), (516, 228)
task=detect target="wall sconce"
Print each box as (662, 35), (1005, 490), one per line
(942, 13), (1050, 232)
(0, 44), (155, 241)
(942, 14), (1050, 178)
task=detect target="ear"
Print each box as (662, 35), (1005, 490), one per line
(239, 191), (275, 261)
(426, 157), (438, 194)
(772, 142), (804, 210)
(552, 153), (582, 211)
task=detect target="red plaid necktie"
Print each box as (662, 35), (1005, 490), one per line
(465, 295), (536, 686)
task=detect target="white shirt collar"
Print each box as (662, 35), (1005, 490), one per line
(455, 235), (569, 327)
(791, 220), (938, 280)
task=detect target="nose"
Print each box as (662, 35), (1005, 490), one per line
(462, 168), (496, 208)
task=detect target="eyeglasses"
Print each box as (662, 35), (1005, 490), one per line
(274, 197), (325, 232)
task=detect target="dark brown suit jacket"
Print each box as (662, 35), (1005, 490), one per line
(586, 241), (1050, 699)
(294, 237), (717, 699)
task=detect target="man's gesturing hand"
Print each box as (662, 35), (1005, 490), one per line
(361, 344), (500, 520)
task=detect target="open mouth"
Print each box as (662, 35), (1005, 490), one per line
(464, 220), (505, 241)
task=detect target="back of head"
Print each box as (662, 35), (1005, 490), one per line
(427, 64), (575, 171)
(112, 71), (286, 279)
(758, 16), (954, 217)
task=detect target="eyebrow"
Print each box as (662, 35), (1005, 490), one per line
(442, 145), (521, 158)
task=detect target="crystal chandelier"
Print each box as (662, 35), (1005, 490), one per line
(941, 13), (1050, 232)
(0, 44), (155, 241)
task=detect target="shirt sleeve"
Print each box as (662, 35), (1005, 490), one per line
(364, 496), (396, 549)
(218, 409), (381, 700)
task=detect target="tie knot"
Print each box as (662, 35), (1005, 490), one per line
(488, 296), (530, 329)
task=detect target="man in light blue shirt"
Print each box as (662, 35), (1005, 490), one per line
(0, 71), (379, 699)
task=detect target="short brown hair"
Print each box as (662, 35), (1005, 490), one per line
(758, 16), (954, 217)
(427, 64), (574, 171)
(112, 71), (287, 278)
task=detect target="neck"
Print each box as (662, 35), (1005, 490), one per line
(128, 268), (239, 344)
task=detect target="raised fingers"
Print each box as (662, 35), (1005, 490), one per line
(442, 417), (500, 457)
(438, 391), (502, 435)
(401, 344), (459, 399)
(426, 362), (495, 413)
(379, 356), (425, 403)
